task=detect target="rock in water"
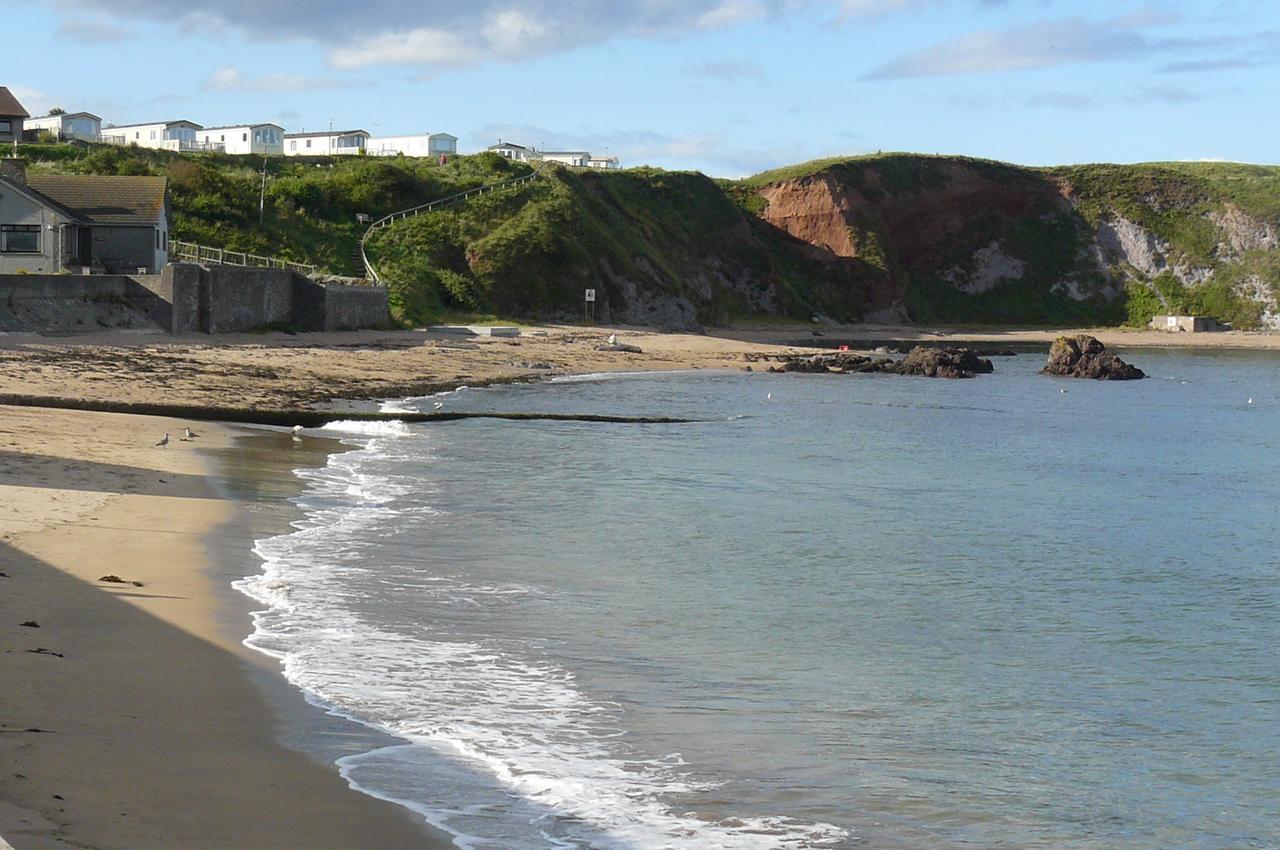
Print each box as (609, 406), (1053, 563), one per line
(896, 347), (994, 379)
(1041, 335), (1146, 380)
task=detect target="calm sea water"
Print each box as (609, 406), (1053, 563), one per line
(237, 350), (1280, 850)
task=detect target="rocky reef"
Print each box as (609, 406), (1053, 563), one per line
(1041, 335), (1146, 380)
(768, 346), (993, 379)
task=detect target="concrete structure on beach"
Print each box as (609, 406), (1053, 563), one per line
(1149, 315), (1221, 333)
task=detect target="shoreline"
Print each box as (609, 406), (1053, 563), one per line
(0, 406), (448, 849)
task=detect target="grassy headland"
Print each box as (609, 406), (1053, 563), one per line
(21, 143), (1280, 329)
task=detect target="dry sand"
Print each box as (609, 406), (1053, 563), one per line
(0, 406), (445, 849)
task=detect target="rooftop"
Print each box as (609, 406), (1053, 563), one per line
(284, 129), (369, 138)
(199, 122), (284, 131)
(26, 174), (168, 226)
(30, 111), (102, 122)
(104, 120), (200, 130)
(0, 87), (30, 118)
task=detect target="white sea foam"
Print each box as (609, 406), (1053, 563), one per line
(237, 428), (849, 849)
(319, 419), (415, 437)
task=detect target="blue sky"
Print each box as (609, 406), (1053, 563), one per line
(6, 1), (1277, 176)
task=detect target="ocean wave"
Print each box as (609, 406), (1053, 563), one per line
(320, 419), (416, 437)
(235, 431), (849, 850)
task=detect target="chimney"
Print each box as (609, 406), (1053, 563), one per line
(0, 157), (27, 185)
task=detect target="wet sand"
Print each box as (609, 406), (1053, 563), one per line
(0, 406), (447, 849)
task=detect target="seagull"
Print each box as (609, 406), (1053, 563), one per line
(185, 427), (199, 439)
(154, 433), (170, 448)
(293, 425), (304, 434)
(607, 334), (618, 345)
(1060, 388), (1067, 394)
(1248, 398), (1254, 405)
(433, 402), (444, 410)
(766, 392), (773, 401)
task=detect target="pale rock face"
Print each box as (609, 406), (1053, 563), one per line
(1096, 216), (1169, 277)
(1210, 204), (1279, 260)
(1233, 273), (1280, 329)
(943, 241), (1026, 294)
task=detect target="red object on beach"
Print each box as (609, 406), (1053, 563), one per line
(838, 344), (850, 351)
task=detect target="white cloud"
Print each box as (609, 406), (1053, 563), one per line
(203, 67), (348, 92)
(329, 27), (481, 69)
(696, 0), (768, 30)
(863, 13), (1157, 78)
(55, 18), (130, 43)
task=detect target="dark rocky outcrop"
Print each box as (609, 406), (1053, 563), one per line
(767, 346), (992, 378)
(896, 347), (994, 379)
(1041, 335), (1146, 380)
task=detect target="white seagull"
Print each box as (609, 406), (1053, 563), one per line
(154, 433), (170, 448)
(185, 427), (199, 439)
(293, 425), (304, 434)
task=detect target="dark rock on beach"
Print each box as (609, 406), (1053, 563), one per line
(896, 347), (994, 379)
(1041, 335), (1146, 380)
(767, 346), (992, 378)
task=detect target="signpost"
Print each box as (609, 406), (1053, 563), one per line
(584, 288), (596, 324)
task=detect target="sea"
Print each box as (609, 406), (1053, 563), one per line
(233, 349), (1280, 850)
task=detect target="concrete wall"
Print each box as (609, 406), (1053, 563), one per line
(0, 264), (389, 335)
(0, 273), (169, 333)
(204, 265), (294, 333)
(320, 283), (391, 331)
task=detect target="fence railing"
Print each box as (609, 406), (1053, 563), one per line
(169, 240), (317, 276)
(358, 167), (541, 284)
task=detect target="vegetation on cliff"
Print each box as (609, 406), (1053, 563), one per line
(17, 143), (1280, 329)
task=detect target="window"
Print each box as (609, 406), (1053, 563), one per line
(150, 130), (157, 140)
(0, 120), (10, 133)
(1, 225), (41, 254)
(290, 140), (297, 150)
(242, 132), (248, 142)
(306, 139), (312, 148)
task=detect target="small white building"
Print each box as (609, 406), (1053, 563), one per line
(25, 112), (102, 143)
(284, 129), (370, 156)
(487, 141), (540, 162)
(541, 150), (592, 167)
(102, 120), (204, 151)
(367, 133), (458, 158)
(197, 123), (285, 156)
(587, 156), (620, 170)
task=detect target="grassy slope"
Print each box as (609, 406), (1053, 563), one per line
(366, 165), (885, 326)
(738, 154), (1280, 327)
(19, 143), (528, 275)
(23, 142), (1280, 328)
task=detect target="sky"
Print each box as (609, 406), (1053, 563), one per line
(4, 0), (1277, 176)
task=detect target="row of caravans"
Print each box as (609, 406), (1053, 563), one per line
(21, 108), (457, 159)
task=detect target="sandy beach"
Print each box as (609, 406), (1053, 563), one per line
(1, 322), (1277, 849)
(0, 406), (446, 849)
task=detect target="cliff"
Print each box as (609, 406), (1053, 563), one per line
(745, 155), (1280, 329)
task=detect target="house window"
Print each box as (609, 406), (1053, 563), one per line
(0, 120), (10, 134)
(290, 140), (297, 150)
(242, 132), (248, 142)
(150, 130), (157, 140)
(306, 139), (312, 148)
(1, 225), (41, 254)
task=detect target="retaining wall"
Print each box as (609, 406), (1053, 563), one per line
(0, 265), (389, 335)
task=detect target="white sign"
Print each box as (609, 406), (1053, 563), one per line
(585, 289), (596, 302)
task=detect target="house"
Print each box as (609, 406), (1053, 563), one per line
(0, 87), (29, 146)
(284, 129), (370, 156)
(368, 132), (458, 158)
(25, 112), (102, 143)
(0, 157), (168, 274)
(488, 141), (540, 162)
(587, 156), (620, 170)
(102, 120), (206, 151)
(196, 123), (284, 156)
